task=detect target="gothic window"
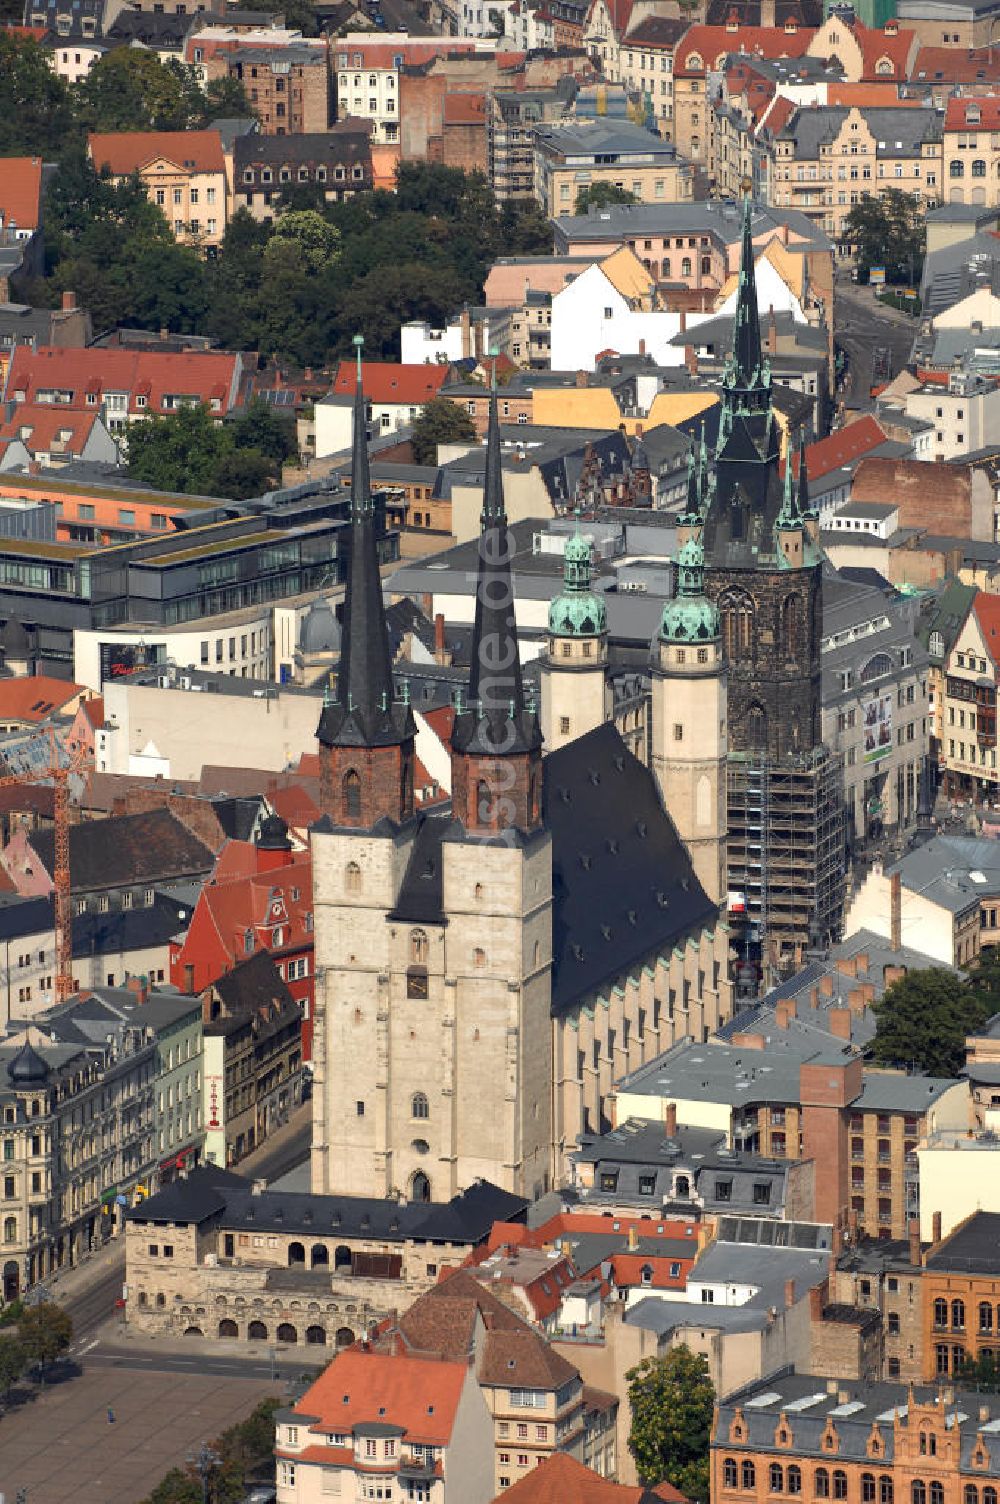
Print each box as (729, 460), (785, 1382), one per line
(410, 1170), (431, 1202)
(529, 768), (540, 824)
(953, 1298), (966, 1330)
(410, 930), (428, 964)
(411, 1092), (429, 1120)
(833, 1473), (848, 1500)
(981, 1302), (993, 1332)
(345, 861), (361, 894)
(816, 1469), (830, 1499)
(342, 769), (361, 820)
(771, 1465), (785, 1493)
(747, 702), (768, 751)
(788, 1468), (802, 1495)
(476, 778), (492, 826)
(782, 595), (802, 658)
(724, 1459), (739, 1489)
(743, 1463), (757, 1490)
(720, 591), (754, 660)
(863, 1477), (876, 1503)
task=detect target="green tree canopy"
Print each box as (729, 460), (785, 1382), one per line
(843, 188), (925, 284)
(626, 1346), (715, 1498)
(265, 209), (341, 273)
(0, 1335), (26, 1400)
(411, 396), (477, 465)
(871, 967), (993, 1077)
(127, 401), (290, 499)
(575, 181), (638, 215)
(77, 50), (203, 132)
(18, 1301), (72, 1374)
(0, 35), (75, 155)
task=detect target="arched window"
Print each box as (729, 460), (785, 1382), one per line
(860, 652), (892, 684)
(410, 1170), (431, 1203)
(816, 1469), (830, 1499)
(345, 861), (361, 894)
(219, 1318), (238, 1338)
(476, 778), (492, 826)
(950, 159), (965, 177)
(743, 1462), (757, 1490)
(288, 1241), (305, 1267)
(725, 1459), (739, 1489)
(875, 55), (893, 73)
(342, 769), (361, 820)
(880, 1477), (893, 1504)
(967, 1487), (980, 1504)
(720, 590), (754, 660)
(833, 1472), (848, 1500)
(663, 257), (671, 277)
(789, 1467), (802, 1496)
(691, 135), (701, 154)
(311, 1243), (329, 1268)
(930, 1485), (944, 1504)
(863, 1476), (876, 1503)
(248, 1319), (268, 1340)
(771, 1465), (785, 1493)
(748, 702), (767, 751)
(984, 1489), (996, 1504)
(920, 1431), (936, 1457)
(913, 1484), (926, 1504)
(972, 159), (986, 177)
(640, 1263), (654, 1286)
(953, 1298), (966, 1330)
(473, 947), (486, 968)
(410, 929), (428, 964)
(682, 256), (692, 276)
(782, 595), (801, 658)
(980, 1302), (993, 1333)
(411, 1092), (429, 1120)
(933, 1298), (948, 1329)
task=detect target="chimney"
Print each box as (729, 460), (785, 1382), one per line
(883, 962), (906, 988)
(434, 612), (447, 665)
(461, 305), (472, 360)
(828, 1007), (852, 1040)
(61, 290), (77, 312)
(890, 871), (902, 951)
(832, 1220), (844, 1257)
(785, 1277), (797, 1307)
(125, 974), (150, 1005)
(252, 1177), (266, 1196)
(909, 1219), (921, 1268)
(776, 998), (795, 1027)
(679, 308), (687, 333)
(820, 975), (835, 997)
(575, 370), (589, 387)
(627, 1225), (639, 1251)
(684, 344), (698, 376)
(932, 1210), (942, 1244)
(638, 338), (646, 356)
(854, 954), (869, 975)
(664, 1101), (677, 1135)
(848, 987), (867, 1016)
(810, 1283), (825, 1319)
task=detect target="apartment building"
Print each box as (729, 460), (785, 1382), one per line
(903, 371), (1000, 461)
(943, 97), (1000, 205)
(233, 127), (373, 220)
(0, 988), (202, 1300)
(88, 129), (227, 249)
(614, 1036), (970, 1238)
(533, 118), (694, 215)
(331, 35), (486, 145)
(923, 1211), (1000, 1378)
(190, 32), (330, 135)
(940, 590), (1000, 798)
(619, 17), (688, 140)
(770, 104), (943, 242)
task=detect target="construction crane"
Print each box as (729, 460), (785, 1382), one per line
(0, 730), (86, 1003)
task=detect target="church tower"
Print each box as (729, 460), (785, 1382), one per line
(316, 339), (416, 828)
(651, 532), (727, 905)
(540, 530), (608, 753)
(698, 198), (842, 968)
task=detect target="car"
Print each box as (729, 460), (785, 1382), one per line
(244, 1488), (276, 1504)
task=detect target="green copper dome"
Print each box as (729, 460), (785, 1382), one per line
(659, 533), (720, 644)
(548, 531), (607, 638)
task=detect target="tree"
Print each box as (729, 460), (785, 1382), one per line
(871, 967), (993, 1078)
(128, 403), (229, 494)
(265, 209), (341, 273)
(626, 1345), (714, 1498)
(575, 181), (638, 215)
(0, 34), (76, 156)
(0, 1336), (25, 1402)
(843, 188), (925, 284)
(231, 399), (297, 466)
(200, 75), (255, 125)
(411, 397), (477, 465)
(18, 1301), (72, 1375)
(965, 946), (1000, 1018)
(76, 50), (202, 132)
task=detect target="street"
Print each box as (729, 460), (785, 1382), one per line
(834, 279), (918, 407)
(236, 1099), (311, 1185)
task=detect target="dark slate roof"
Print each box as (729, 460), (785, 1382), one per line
(211, 950), (295, 1017)
(130, 1174), (527, 1243)
(72, 891), (194, 958)
(211, 794), (264, 842)
(926, 1211), (1000, 1274)
(544, 723), (717, 1015)
(125, 1164), (249, 1226)
(389, 816), (454, 925)
(234, 129), (372, 172)
(30, 808), (214, 893)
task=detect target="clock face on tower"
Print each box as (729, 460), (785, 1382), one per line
(406, 968), (428, 1000)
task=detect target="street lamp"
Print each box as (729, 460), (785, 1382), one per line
(187, 1443), (223, 1504)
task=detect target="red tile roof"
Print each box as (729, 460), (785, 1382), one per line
(442, 90), (487, 124)
(0, 403), (105, 460)
(88, 129), (226, 176)
(329, 38), (482, 67)
(759, 94), (795, 136)
(674, 22), (813, 74)
(0, 676), (84, 723)
(912, 46), (1000, 83)
(493, 1452), (688, 1503)
(944, 96), (1000, 131)
(827, 81), (918, 104)
(0, 156), (44, 233)
(778, 415), (887, 481)
(5, 347), (241, 418)
(331, 361), (449, 406)
(294, 1349), (468, 1445)
(852, 20), (915, 80)
(974, 591), (1000, 663)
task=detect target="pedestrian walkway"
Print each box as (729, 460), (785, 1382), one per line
(37, 1235), (124, 1308)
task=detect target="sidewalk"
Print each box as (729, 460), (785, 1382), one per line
(38, 1235), (124, 1307)
(237, 1098), (312, 1180)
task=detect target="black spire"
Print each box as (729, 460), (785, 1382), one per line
(317, 338), (415, 751)
(451, 385), (541, 759)
(720, 195), (771, 422)
(797, 431), (814, 518)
